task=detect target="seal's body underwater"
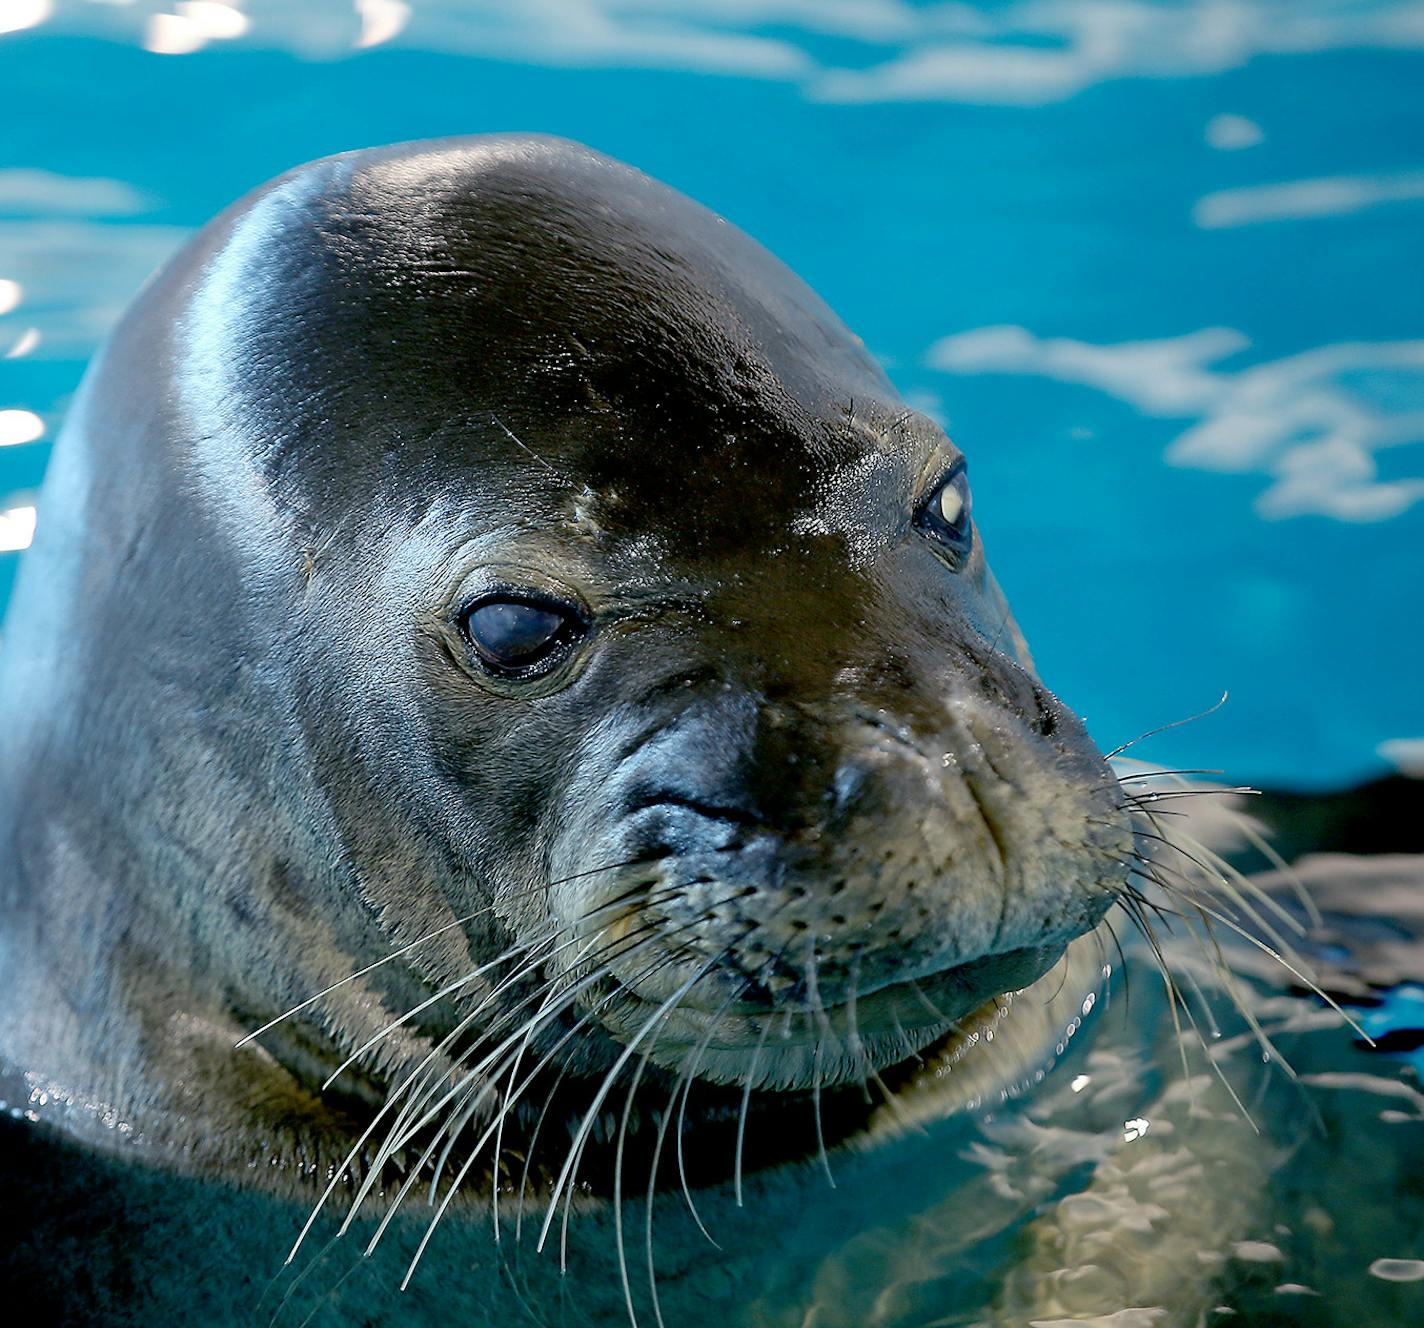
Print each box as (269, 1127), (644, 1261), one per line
(0, 136), (1245, 1323)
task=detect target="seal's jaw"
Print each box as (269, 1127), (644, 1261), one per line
(588, 941), (1067, 1092)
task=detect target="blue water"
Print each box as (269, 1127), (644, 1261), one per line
(0, 2), (1421, 793)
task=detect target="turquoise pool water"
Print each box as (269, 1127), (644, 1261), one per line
(1, 1), (1421, 792)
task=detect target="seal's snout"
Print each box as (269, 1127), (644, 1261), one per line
(549, 682), (1128, 1090)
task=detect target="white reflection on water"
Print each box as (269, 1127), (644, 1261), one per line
(3, 328), (40, 358)
(1205, 113), (1266, 151)
(355, 0), (409, 49)
(926, 326), (1424, 523)
(0, 0), (51, 38)
(144, 2), (248, 57)
(0, 220), (189, 358)
(0, 166), (187, 364)
(9, 0), (1424, 107)
(1121, 1116), (1150, 1142)
(1378, 740), (1424, 778)
(0, 409), (43, 447)
(0, 503), (36, 552)
(1196, 171), (1424, 229)
(0, 170), (152, 217)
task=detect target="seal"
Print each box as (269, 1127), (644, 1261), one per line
(0, 135), (1153, 1318)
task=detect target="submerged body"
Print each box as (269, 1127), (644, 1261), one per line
(0, 135), (1398, 1324)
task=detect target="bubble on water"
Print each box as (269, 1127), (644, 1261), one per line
(1368, 1258), (1424, 1282)
(1232, 1240), (1284, 1263)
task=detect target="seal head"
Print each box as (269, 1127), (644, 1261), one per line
(0, 136), (1130, 1184)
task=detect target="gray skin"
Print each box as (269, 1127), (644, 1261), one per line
(0, 135), (1132, 1211)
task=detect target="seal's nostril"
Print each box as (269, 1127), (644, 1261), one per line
(625, 790), (762, 826)
(1031, 684), (1060, 738)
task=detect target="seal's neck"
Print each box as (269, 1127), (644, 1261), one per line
(0, 424), (393, 1178)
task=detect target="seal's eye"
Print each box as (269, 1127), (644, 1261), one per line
(461, 594), (586, 678)
(917, 467), (973, 562)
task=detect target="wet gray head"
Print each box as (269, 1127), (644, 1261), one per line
(0, 135), (1130, 1184)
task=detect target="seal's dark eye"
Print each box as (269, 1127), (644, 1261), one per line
(917, 467), (973, 561)
(461, 594), (586, 678)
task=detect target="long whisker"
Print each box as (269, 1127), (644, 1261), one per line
(384, 924), (691, 1281)
(400, 980), (637, 1281)
(544, 892), (801, 1267)
(322, 930), (559, 1091)
(614, 1045), (659, 1328)
(368, 916), (685, 1230)
(1103, 691), (1228, 761)
(1123, 808), (1371, 1048)
(1126, 824), (1305, 944)
(552, 935), (744, 1273)
(341, 933), (620, 1241)
(240, 855), (661, 1047)
(392, 903), (754, 1283)
(803, 940), (837, 1189)
(733, 1022), (770, 1208)
(673, 992), (744, 1247)
(506, 910), (731, 1245)
(288, 888), (675, 1264)
(429, 913), (676, 1209)
(536, 959), (723, 1259)
(327, 874), (679, 1092)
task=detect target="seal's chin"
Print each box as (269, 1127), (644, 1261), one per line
(592, 942), (1066, 1092)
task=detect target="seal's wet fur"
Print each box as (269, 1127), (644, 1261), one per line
(0, 137), (1131, 1222)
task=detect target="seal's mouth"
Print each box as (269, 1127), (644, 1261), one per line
(474, 937), (1102, 1206)
(590, 941), (1066, 1092)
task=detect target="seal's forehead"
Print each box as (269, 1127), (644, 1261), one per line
(182, 135), (894, 463)
(172, 135), (933, 564)
(211, 134), (888, 397)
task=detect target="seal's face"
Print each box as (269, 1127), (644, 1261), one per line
(155, 136), (1129, 1163)
(439, 424), (1127, 1093)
